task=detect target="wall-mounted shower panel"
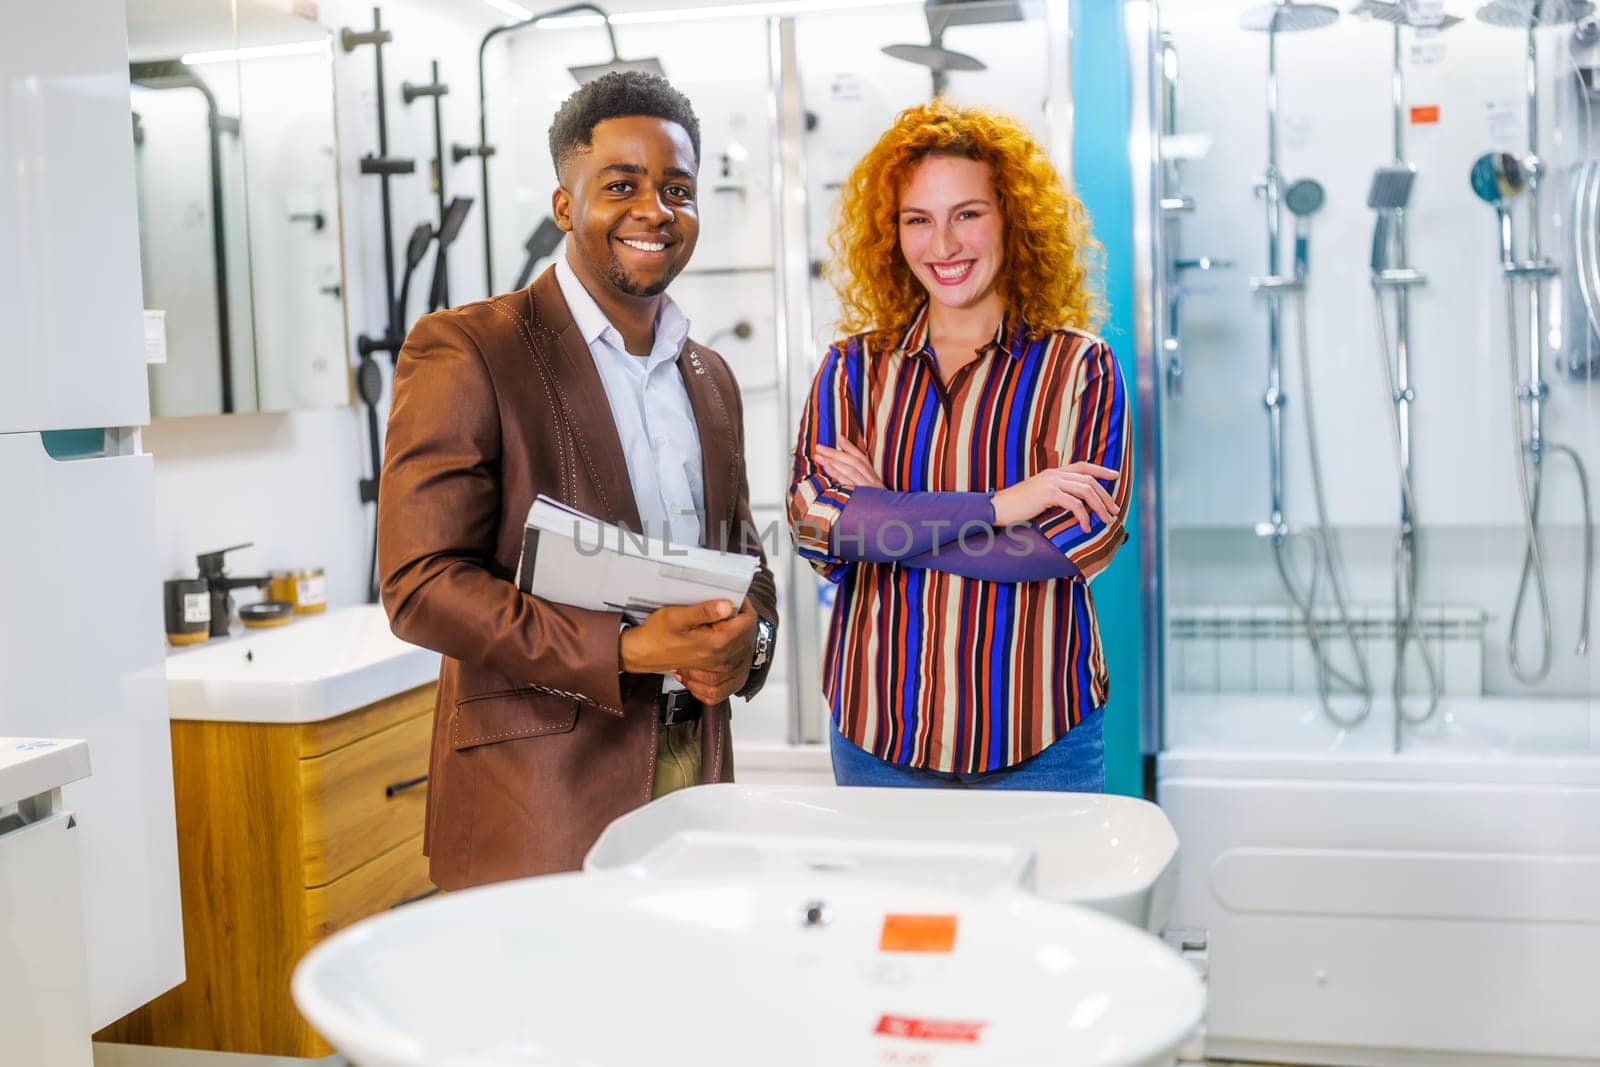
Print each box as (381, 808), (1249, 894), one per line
(0, 0), (150, 433)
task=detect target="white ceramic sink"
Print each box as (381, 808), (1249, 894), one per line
(620, 832), (1041, 896)
(293, 870), (1205, 1067)
(163, 604), (439, 723)
(586, 785), (1180, 931)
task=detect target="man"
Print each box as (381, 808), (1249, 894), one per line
(379, 72), (778, 891)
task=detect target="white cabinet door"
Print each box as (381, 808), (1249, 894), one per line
(0, 433), (182, 1027)
(0, 811), (93, 1066)
(0, 0), (149, 433)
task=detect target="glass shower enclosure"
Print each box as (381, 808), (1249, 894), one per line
(1134, 0), (1599, 760)
(1129, 2), (1600, 1062)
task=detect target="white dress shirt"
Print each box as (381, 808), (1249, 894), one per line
(555, 255), (705, 550)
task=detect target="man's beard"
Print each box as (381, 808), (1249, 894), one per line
(603, 252), (677, 298)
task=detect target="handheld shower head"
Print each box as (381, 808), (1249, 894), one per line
(1472, 151), (1527, 265)
(1470, 151), (1528, 206)
(1285, 178), (1327, 217)
(1368, 165), (1416, 273)
(1368, 165), (1416, 210)
(1284, 178), (1326, 280)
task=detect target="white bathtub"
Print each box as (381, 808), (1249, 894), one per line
(1159, 692), (1600, 1067)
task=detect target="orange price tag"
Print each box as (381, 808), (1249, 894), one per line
(879, 913), (958, 953)
(1410, 105), (1440, 125)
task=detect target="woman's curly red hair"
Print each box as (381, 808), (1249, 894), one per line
(828, 99), (1105, 343)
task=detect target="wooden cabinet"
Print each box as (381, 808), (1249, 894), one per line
(97, 683), (437, 1057)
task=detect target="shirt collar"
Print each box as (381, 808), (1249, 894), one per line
(555, 254), (690, 364)
(895, 301), (1029, 362)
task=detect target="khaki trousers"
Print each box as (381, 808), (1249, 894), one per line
(651, 718), (703, 799)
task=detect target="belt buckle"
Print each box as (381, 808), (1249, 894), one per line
(660, 690), (699, 726)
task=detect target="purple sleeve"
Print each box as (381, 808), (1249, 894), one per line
(899, 524), (1081, 583)
(830, 487), (995, 563)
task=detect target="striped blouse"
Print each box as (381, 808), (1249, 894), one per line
(787, 303), (1132, 773)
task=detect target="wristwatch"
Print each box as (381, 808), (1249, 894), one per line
(751, 616), (776, 672)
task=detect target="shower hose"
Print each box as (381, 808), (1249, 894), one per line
(1270, 292), (1374, 730)
(1370, 290), (1441, 724)
(1500, 278), (1594, 685)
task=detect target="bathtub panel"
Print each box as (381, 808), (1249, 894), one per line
(1211, 847), (1600, 924)
(1160, 765), (1600, 1063)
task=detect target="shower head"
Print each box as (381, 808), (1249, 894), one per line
(1284, 178), (1325, 280)
(1368, 164), (1416, 210)
(881, 42), (987, 72)
(1349, 0), (1463, 28)
(403, 222), (434, 272)
(567, 56), (666, 83)
(1285, 178), (1327, 217)
(1475, 0), (1595, 27)
(1368, 165), (1415, 272)
(1239, 1), (1341, 32)
(1470, 151), (1528, 205)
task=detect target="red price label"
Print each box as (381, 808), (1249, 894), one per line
(874, 1015), (987, 1043)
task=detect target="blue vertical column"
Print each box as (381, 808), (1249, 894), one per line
(1071, 0), (1145, 797)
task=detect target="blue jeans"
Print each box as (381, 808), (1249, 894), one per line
(829, 708), (1105, 792)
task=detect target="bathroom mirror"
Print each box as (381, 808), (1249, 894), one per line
(128, 0), (349, 417)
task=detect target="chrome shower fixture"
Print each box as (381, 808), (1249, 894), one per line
(1470, 143), (1595, 680)
(1471, 0), (1596, 683)
(882, 0), (1022, 95)
(1476, 0), (1595, 28)
(880, 42), (986, 73)
(1242, 0), (1369, 728)
(1239, 0), (1341, 32)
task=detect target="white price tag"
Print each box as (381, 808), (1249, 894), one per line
(183, 592), (211, 625)
(296, 575), (327, 607)
(144, 310), (168, 365)
(1486, 100), (1520, 144)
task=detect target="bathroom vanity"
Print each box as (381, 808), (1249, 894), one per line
(97, 605), (440, 1057)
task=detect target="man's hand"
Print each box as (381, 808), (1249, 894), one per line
(992, 462), (1119, 532)
(620, 598), (758, 704)
(673, 598), (759, 704)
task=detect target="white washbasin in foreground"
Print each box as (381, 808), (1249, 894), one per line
(292, 870), (1204, 1067)
(587, 785), (1179, 930)
(164, 604), (439, 722)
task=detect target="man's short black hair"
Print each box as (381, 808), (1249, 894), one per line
(548, 70), (701, 177)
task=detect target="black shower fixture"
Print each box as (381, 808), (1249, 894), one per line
(428, 197), (475, 314)
(342, 6), (417, 603)
(403, 60), (463, 307)
(469, 3), (663, 292)
(515, 217), (566, 290)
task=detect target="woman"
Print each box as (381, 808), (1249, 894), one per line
(787, 100), (1130, 790)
